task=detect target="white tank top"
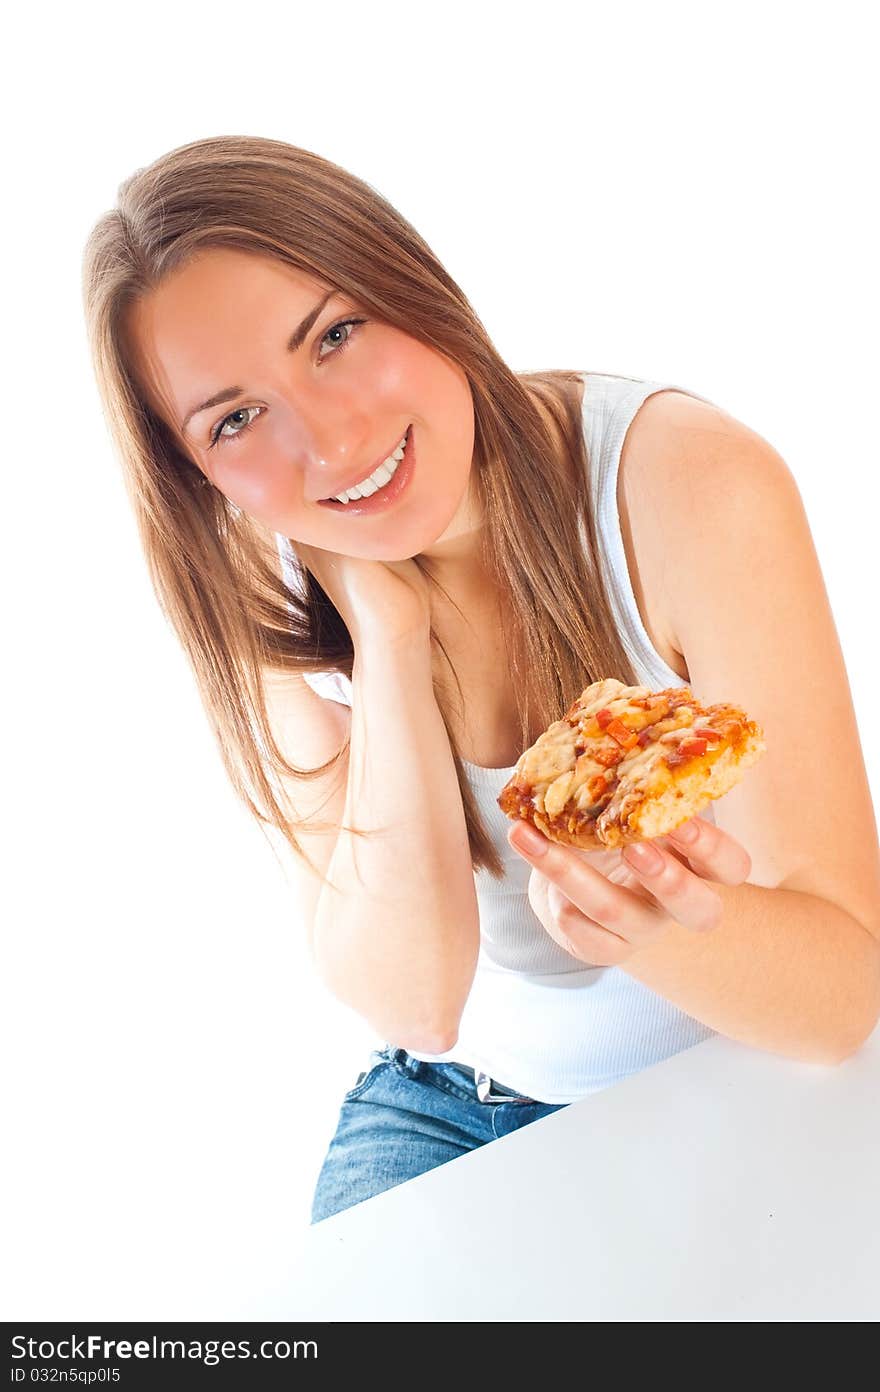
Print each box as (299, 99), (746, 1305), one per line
(276, 372), (721, 1102)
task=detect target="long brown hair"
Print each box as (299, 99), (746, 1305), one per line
(81, 135), (640, 883)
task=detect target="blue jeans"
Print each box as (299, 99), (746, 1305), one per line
(311, 1045), (568, 1224)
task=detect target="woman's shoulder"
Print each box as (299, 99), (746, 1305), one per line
(611, 387), (722, 681)
(616, 386), (797, 670)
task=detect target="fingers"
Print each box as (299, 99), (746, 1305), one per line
(508, 816), (735, 953)
(510, 822), (676, 951)
(542, 858), (673, 946)
(664, 815), (752, 885)
(619, 838), (724, 934)
(543, 881), (635, 966)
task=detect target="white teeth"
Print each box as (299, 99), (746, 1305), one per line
(331, 431), (408, 503)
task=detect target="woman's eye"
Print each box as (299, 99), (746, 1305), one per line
(210, 406), (262, 450)
(317, 317), (365, 361)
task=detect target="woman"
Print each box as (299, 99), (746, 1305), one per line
(82, 135), (880, 1225)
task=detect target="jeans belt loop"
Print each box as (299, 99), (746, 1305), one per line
(474, 1068), (533, 1104)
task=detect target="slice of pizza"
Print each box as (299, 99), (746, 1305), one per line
(497, 677), (766, 850)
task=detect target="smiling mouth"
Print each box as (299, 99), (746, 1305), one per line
(319, 426), (410, 503)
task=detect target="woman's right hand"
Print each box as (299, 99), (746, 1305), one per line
(293, 541), (433, 648)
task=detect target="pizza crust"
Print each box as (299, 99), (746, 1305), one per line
(497, 677), (766, 850)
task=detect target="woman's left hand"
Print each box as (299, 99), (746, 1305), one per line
(507, 815), (753, 965)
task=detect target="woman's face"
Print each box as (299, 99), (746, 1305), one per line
(124, 246), (477, 562)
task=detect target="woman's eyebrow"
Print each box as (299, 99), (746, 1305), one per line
(180, 287), (338, 435)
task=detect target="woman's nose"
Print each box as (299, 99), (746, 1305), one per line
(292, 414), (375, 503)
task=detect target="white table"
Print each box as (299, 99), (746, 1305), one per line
(283, 1028), (880, 1321)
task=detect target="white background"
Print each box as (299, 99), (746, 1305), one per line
(3, 0), (877, 1319)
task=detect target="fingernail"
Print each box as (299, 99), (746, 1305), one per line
(623, 841), (664, 873)
(669, 820), (699, 845)
(511, 822), (549, 857)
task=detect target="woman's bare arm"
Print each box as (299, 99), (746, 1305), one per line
(508, 393), (880, 1062)
(311, 631), (480, 1052)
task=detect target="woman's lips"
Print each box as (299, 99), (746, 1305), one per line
(319, 426), (411, 502)
(317, 426), (416, 516)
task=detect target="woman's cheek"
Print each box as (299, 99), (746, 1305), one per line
(213, 443), (302, 523)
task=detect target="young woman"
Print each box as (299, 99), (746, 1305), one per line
(82, 135), (880, 1226)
